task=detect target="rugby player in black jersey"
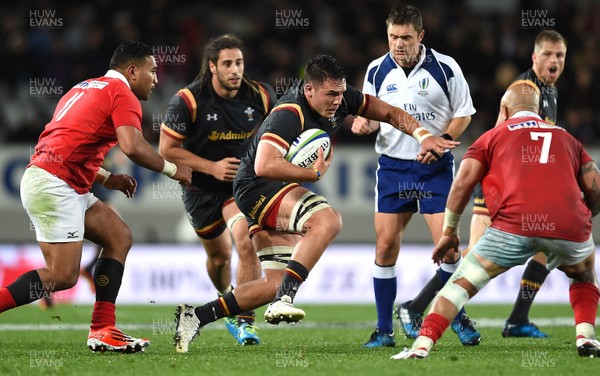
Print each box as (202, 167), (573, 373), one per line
(159, 34), (276, 345)
(173, 54), (459, 353)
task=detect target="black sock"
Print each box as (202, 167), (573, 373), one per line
(507, 259), (550, 325)
(94, 258), (124, 303)
(238, 311), (256, 326)
(409, 269), (444, 313)
(195, 291), (242, 326)
(275, 260), (309, 302)
(6, 270), (46, 306)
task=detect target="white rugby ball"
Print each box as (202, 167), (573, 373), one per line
(285, 129), (331, 168)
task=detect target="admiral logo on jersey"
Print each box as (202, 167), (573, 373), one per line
(208, 130), (254, 141)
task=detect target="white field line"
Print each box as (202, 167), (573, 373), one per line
(0, 317), (595, 331)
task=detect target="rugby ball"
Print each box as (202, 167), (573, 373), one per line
(285, 129), (331, 168)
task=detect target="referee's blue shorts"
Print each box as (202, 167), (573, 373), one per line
(375, 153), (454, 214)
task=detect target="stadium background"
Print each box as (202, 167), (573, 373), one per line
(0, 0), (599, 304)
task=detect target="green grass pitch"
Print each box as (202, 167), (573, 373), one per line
(0, 303), (597, 375)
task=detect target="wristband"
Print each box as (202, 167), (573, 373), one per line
(162, 160), (177, 177)
(97, 167), (111, 185)
(313, 168), (321, 181)
(441, 133), (453, 141)
(412, 127), (433, 144)
(443, 208), (461, 235)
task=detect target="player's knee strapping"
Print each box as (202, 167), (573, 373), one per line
(436, 253), (491, 310)
(256, 246), (294, 270)
(226, 213), (246, 232)
(288, 192), (330, 233)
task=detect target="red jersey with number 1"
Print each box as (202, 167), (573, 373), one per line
(463, 114), (593, 242)
(29, 71), (142, 194)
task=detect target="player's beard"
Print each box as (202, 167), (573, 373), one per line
(216, 74), (242, 92)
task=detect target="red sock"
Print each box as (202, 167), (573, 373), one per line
(0, 288), (17, 313)
(569, 282), (600, 325)
(90, 301), (116, 330)
(419, 312), (450, 343)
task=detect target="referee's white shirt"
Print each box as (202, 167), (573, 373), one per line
(363, 45), (476, 160)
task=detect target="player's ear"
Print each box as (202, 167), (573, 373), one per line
(304, 83), (313, 98)
(209, 60), (217, 75)
(126, 64), (137, 80)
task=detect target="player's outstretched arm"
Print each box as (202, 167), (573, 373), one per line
(579, 160), (600, 217)
(362, 95), (460, 163)
(116, 125), (192, 184)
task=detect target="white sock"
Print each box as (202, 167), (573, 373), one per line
(576, 323), (595, 339)
(373, 264), (396, 279)
(412, 336), (434, 352)
(441, 254), (462, 273)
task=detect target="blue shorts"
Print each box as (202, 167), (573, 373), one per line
(473, 227), (595, 270)
(375, 153), (454, 214)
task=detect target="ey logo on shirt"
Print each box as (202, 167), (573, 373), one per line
(418, 77), (429, 97)
(386, 84), (398, 93)
(245, 107), (255, 121)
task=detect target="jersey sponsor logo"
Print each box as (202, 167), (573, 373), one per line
(248, 195), (267, 219)
(206, 114), (218, 121)
(386, 84), (398, 93)
(418, 77), (429, 97)
(67, 230), (79, 239)
(208, 130), (254, 141)
(508, 120), (538, 131)
(74, 80), (108, 90)
(245, 107), (255, 121)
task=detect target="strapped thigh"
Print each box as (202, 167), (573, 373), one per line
(257, 246), (294, 270)
(288, 192), (330, 233)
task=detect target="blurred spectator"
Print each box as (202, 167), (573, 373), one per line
(0, 0), (598, 145)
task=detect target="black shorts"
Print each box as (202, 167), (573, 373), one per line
(233, 177), (300, 236)
(472, 182), (489, 215)
(182, 185), (233, 239)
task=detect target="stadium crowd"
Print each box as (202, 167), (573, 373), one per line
(1, 0), (599, 145)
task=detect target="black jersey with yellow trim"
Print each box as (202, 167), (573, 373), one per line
(161, 79), (276, 190)
(236, 80), (369, 181)
(515, 68), (557, 124)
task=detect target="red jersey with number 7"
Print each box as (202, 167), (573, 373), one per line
(463, 113), (593, 242)
(29, 70), (142, 194)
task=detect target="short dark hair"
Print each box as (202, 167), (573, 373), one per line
(304, 54), (346, 84)
(534, 30), (567, 49)
(109, 41), (153, 69)
(386, 5), (423, 33)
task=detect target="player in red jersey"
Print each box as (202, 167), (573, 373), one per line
(393, 81), (600, 359)
(0, 41), (192, 353)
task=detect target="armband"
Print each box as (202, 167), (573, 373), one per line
(441, 133), (453, 141)
(162, 160), (177, 177)
(313, 168), (321, 181)
(412, 127), (433, 144)
(97, 167), (111, 186)
(443, 208), (462, 236)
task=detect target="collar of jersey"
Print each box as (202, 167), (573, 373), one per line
(511, 110), (541, 119)
(104, 69), (131, 89)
